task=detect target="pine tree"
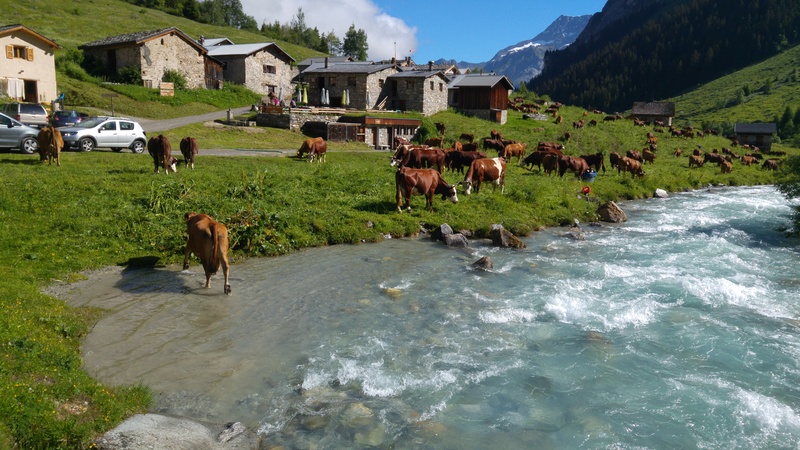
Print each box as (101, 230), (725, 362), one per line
(343, 24), (369, 61)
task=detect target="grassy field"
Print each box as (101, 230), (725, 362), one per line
(1, 104), (794, 447)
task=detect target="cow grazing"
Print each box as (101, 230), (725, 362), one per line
(720, 159), (733, 174)
(482, 138), (506, 153)
(522, 151), (555, 172)
(395, 167), (458, 212)
(459, 133), (475, 143)
(462, 157), (506, 195)
(179, 137), (199, 169)
(36, 125), (64, 166)
(503, 142), (527, 163)
(451, 141), (463, 152)
(609, 151), (622, 170)
(183, 212), (231, 295)
(580, 152), (606, 173)
(762, 159), (780, 170)
(740, 155), (755, 166)
(642, 149), (656, 164)
(424, 137), (444, 147)
(618, 156), (646, 177)
(536, 141), (564, 153)
(392, 146), (446, 172)
(688, 154), (704, 168)
(490, 129), (502, 141)
(703, 152), (724, 165)
(435, 122), (446, 136)
(148, 135), (177, 174)
(558, 155), (590, 178)
(297, 137), (327, 162)
(626, 149), (643, 162)
(445, 150), (486, 174)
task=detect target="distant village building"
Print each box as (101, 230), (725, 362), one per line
(630, 101), (675, 126)
(734, 122), (777, 151)
(301, 61), (396, 109)
(386, 70), (449, 116)
(204, 39), (296, 99)
(80, 27), (222, 90)
(448, 74), (514, 124)
(0, 24), (60, 103)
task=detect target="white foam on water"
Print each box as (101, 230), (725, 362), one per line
(734, 387), (800, 434)
(479, 308), (539, 324)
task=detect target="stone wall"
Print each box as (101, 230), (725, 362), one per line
(255, 110), (342, 131)
(139, 35), (205, 89)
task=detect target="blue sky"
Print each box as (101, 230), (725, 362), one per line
(240, 0), (606, 63)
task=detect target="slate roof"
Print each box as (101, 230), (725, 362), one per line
(734, 123), (777, 134)
(297, 56), (354, 67)
(631, 101), (675, 116)
(202, 37), (234, 46)
(205, 42), (295, 62)
(388, 70), (448, 81)
(80, 27), (203, 52)
(302, 63), (395, 75)
(448, 74), (514, 90)
(0, 24), (60, 48)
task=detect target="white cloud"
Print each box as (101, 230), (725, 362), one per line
(238, 0), (417, 61)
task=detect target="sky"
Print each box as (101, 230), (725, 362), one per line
(238, 0), (607, 63)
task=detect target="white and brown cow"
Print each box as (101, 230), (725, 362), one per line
(462, 157), (506, 195)
(183, 212), (231, 295)
(395, 167), (458, 212)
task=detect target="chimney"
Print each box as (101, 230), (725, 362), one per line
(324, 57), (328, 68)
(428, 61), (433, 71)
(405, 56), (410, 65)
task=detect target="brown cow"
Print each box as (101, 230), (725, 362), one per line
(618, 156), (646, 177)
(462, 157), (506, 195)
(183, 212), (231, 295)
(482, 138), (506, 153)
(674, 148), (682, 157)
(36, 125), (64, 166)
(558, 155), (589, 178)
(704, 153), (724, 164)
(459, 133), (475, 143)
(720, 159), (733, 174)
(542, 153), (558, 176)
(537, 141), (565, 153)
(609, 151), (622, 170)
(626, 149), (643, 162)
(395, 167), (458, 212)
(424, 137), (444, 147)
(580, 152), (606, 173)
(147, 135), (177, 174)
(642, 149), (656, 164)
(179, 137), (199, 169)
(445, 150), (487, 174)
(523, 151), (558, 172)
(435, 122), (446, 136)
(297, 137), (327, 162)
(688, 154), (704, 168)
(502, 142), (527, 163)
(762, 159), (780, 170)
(392, 147), (446, 172)
(452, 141), (463, 152)
(740, 155), (755, 166)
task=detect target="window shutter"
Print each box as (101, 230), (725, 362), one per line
(5, 45), (12, 59)
(26, 47), (34, 61)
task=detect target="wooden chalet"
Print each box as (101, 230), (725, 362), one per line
(631, 102), (675, 126)
(734, 123), (777, 151)
(448, 74), (514, 124)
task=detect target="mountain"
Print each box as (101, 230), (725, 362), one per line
(529, 0), (800, 112)
(432, 15), (590, 86)
(481, 15), (591, 87)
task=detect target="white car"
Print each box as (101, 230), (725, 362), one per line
(59, 116), (147, 153)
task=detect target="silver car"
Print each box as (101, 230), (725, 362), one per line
(59, 116), (147, 153)
(0, 112), (39, 154)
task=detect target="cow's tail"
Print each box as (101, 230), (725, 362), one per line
(208, 223), (221, 275)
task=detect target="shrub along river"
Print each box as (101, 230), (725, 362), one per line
(62, 185), (800, 448)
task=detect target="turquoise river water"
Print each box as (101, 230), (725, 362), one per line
(68, 185), (800, 448)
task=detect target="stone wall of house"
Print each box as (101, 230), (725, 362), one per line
(139, 35), (205, 89)
(392, 77), (448, 116)
(0, 30), (58, 102)
(255, 110), (342, 130)
(240, 49), (295, 98)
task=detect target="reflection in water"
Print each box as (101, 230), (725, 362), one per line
(60, 186), (800, 448)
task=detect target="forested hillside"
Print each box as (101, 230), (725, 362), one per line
(529, 0), (800, 113)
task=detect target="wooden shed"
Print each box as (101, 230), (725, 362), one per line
(337, 116), (421, 150)
(448, 74), (514, 124)
(734, 123), (777, 151)
(631, 102), (675, 126)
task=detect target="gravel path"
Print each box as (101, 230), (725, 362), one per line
(136, 106), (253, 133)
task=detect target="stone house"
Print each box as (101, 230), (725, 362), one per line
(734, 122), (777, 151)
(448, 74), (514, 124)
(301, 62), (397, 109)
(0, 24), (60, 103)
(630, 101), (675, 126)
(386, 70), (449, 116)
(80, 27), (222, 90)
(204, 40), (296, 99)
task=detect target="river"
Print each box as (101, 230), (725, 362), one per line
(63, 185), (800, 448)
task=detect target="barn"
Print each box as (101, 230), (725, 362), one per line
(448, 74), (514, 124)
(631, 102), (675, 126)
(734, 122), (777, 151)
(80, 27), (223, 90)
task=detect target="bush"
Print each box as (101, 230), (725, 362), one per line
(162, 69), (187, 90)
(116, 65), (143, 86)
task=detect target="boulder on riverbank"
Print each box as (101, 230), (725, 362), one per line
(490, 224), (526, 249)
(654, 189), (669, 198)
(471, 256), (494, 271)
(597, 201), (628, 223)
(94, 414), (259, 450)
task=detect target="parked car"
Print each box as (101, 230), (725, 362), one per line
(59, 116), (147, 153)
(0, 102), (49, 128)
(51, 110), (89, 128)
(0, 112), (39, 154)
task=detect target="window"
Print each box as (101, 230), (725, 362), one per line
(406, 80), (415, 89)
(120, 121), (134, 131)
(439, 83), (443, 92)
(5, 45), (33, 61)
(379, 79), (384, 88)
(430, 81), (434, 90)
(101, 122), (117, 131)
(263, 64), (276, 74)
(329, 76), (337, 86)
